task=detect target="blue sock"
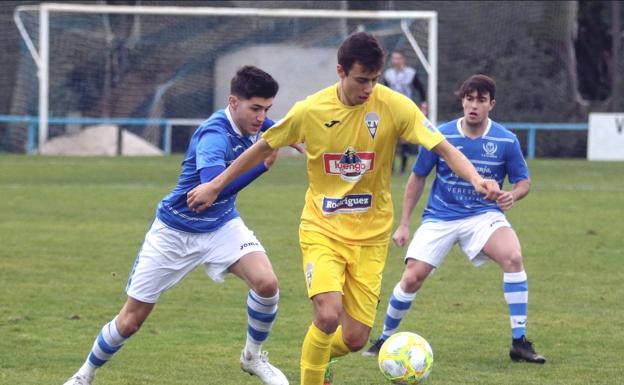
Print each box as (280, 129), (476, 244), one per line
(79, 316), (128, 378)
(244, 290), (278, 358)
(380, 283), (417, 341)
(503, 271), (528, 340)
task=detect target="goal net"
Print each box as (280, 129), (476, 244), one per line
(11, 3), (437, 153)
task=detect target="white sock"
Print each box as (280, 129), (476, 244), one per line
(78, 316), (128, 378)
(77, 361), (96, 378)
(244, 290), (279, 358)
(380, 283), (417, 340)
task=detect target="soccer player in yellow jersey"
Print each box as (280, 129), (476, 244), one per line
(187, 33), (501, 385)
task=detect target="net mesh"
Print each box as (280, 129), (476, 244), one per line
(7, 2), (432, 153)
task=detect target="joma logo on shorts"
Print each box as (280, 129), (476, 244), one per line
(240, 242), (259, 250)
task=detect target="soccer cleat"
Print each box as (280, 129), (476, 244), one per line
(509, 336), (546, 364)
(240, 350), (289, 385)
(361, 338), (385, 357)
(62, 373), (93, 385)
(323, 360), (336, 385)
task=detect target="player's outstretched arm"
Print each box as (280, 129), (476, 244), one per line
(210, 149), (279, 201)
(432, 140), (501, 200)
(393, 173), (427, 247)
(261, 149), (279, 169)
(187, 139), (275, 212)
(497, 179), (531, 211)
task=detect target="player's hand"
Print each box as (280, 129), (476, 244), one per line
(289, 143), (305, 154)
(496, 191), (514, 211)
(474, 178), (501, 201)
(263, 150), (279, 169)
(187, 182), (219, 213)
(392, 224), (410, 247)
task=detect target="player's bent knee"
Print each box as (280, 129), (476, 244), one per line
(314, 310), (341, 333)
(344, 334), (368, 351)
(401, 274), (424, 293)
(252, 276), (279, 297)
(504, 252), (524, 271)
(402, 265), (428, 293)
(116, 315), (144, 337)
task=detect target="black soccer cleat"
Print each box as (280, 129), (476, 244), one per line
(361, 337), (385, 357)
(510, 336), (546, 364)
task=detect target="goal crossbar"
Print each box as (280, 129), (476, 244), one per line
(19, 3), (437, 19)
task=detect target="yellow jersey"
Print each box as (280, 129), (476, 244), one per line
(263, 83), (444, 245)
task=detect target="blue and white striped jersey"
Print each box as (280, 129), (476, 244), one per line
(156, 108), (273, 233)
(413, 118), (529, 222)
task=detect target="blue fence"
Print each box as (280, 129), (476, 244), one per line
(0, 115), (588, 158)
(504, 122), (588, 159)
(0, 115), (198, 154)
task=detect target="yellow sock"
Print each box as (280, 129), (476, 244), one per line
(330, 325), (350, 358)
(300, 323), (333, 385)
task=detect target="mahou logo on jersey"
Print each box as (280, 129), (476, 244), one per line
(324, 147), (375, 182)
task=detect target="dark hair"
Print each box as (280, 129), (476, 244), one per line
(456, 74), (496, 100)
(337, 32), (385, 74)
(230, 65), (279, 99)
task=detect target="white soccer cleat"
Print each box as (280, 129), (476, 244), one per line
(240, 350), (289, 385)
(62, 373), (93, 385)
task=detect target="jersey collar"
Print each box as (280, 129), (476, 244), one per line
(456, 118), (492, 138)
(224, 105), (243, 137)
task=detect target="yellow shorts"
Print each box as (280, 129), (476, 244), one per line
(299, 229), (388, 327)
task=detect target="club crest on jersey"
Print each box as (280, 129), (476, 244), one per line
(322, 193), (373, 215)
(482, 142), (498, 158)
(323, 147), (375, 182)
(364, 112), (380, 139)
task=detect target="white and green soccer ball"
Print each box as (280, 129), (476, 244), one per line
(378, 332), (434, 385)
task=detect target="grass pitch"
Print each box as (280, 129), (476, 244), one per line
(1, 155), (623, 385)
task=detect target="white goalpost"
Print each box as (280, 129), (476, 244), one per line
(14, 3), (438, 152)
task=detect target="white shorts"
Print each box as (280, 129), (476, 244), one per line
(126, 217), (265, 303)
(405, 211), (510, 268)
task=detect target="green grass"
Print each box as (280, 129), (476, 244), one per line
(1, 155), (623, 385)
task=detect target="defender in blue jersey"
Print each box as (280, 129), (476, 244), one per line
(364, 75), (545, 363)
(63, 66), (289, 385)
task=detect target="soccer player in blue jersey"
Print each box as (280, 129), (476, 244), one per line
(62, 66), (289, 385)
(363, 74), (546, 363)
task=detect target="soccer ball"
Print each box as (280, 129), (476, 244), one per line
(378, 332), (433, 384)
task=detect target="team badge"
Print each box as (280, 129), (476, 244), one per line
(364, 112), (380, 139)
(483, 142), (498, 158)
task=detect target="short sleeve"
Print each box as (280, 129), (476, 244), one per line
(506, 137), (530, 184)
(262, 101), (306, 148)
(196, 130), (228, 170)
(394, 93), (444, 150)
